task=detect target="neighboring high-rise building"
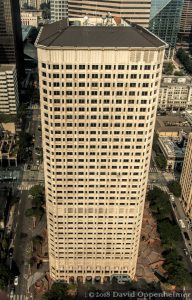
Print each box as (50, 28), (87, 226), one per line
(158, 75), (192, 110)
(149, 0), (184, 55)
(180, 133), (192, 220)
(50, 0), (68, 22)
(36, 17), (165, 282)
(0, 0), (24, 78)
(20, 0), (48, 9)
(68, 0), (151, 27)
(0, 65), (19, 114)
(178, 0), (192, 48)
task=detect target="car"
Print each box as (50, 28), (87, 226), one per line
(170, 194), (174, 202)
(179, 219), (187, 229)
(183, 248), (188, 256)
(184, 231), (190, 240)
(10, 288), (15, 299)
(9, 247), (14, 258)
(14, 276), (19, 286)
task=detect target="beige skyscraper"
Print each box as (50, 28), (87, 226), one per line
(68, 0), (151, 27)
(36, 18), (165, 283)
(180, 133), (192, 219)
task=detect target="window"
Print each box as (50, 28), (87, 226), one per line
(66, 65), (72, 69)
(131, 65), (137, 70)
(118, 65), (124, 70)
(92, 65), (98, 69)
(105, 65), (111, 70)
(79, 65), (85, 69)
(144, 65), (151, 70)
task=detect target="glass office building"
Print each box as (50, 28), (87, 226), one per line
(149, 0), (184, 50)
(0, 0), (24, 77)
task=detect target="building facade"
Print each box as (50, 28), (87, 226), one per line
(158, 76), (192, 110)
(177, 0), (192, 49)
(21, 10), (42, 27)
(180, 133), (192, 219)
(149, 0), (184, 54)
(50, 0), (68, 22)
(20, 0), (48, 9)
(68, 0), (151, 27)
(0, 64), (19, 114)
(37, 18), (165, 282)
(0, 0), (24, 78)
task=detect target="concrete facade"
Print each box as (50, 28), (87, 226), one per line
(158, 76), (192, 110)
(0, 65), (19, 115)
(37, 19), (165, 283)
(21, 10), (42, 27)
(180, 133), (192, 220)
(50, 0), (68, 22)
(68, 0), (151, 27)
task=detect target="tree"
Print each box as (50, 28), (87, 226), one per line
(29, 185), (44, 207)
(42, 281), (71, 300)
(158, 220), (182, 247)
(29, 185), (44, 199)
(163, 62), (174, 75)
(155, 154), (167, 170)
(32, 235), (43, 245)
(25, 207), (44, 218)
(167, 180), (181, 197)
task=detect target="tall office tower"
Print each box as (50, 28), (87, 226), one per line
(178, 0), (192, 48)
(0, 0), (24, 78)
(68, 0), (151, 27)
(36, 18), (165, 282)
(0, 65), (19, 114)
(180, 133), (192, 220)
(20, 0), (48, 9)
(50, 0), (68, 22)
(149, 0), (184, 56)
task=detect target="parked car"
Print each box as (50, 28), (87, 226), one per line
(184, 231), (190, 240)
(9, 247), (14, 258)
(179, 219), (186, 229)
(14, 276), (19, 286)
(10, 288), (15, 299)
(183, 248), (188, 256)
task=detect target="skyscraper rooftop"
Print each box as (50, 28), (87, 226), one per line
(37, 17), (166, 48)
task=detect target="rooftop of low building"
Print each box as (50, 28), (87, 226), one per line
(159, 136), (185, 158)
(0, 65), (15, 73)
(156, 114), (192, 134)
(36, 16), (166, 48)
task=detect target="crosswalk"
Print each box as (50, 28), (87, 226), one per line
(18, 183), (34, 191)
(8, 294), (29, 300)
(148, 184), (169, 193)
(149, 166), (158, 173)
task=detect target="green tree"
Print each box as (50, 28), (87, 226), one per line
(167, 180), (181, 197)
(158, 220), (182, 247)
(25, 207), (44, 218)
(155, 154), (167, 170)
(29, 185), (44, 207)
(42, 281), (71, 300)
(32, 235), (43, 245)
(163, 62), (174, 75)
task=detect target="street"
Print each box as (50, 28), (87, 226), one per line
(148, 158), (192, 272)
(0, 103), (44, 299)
